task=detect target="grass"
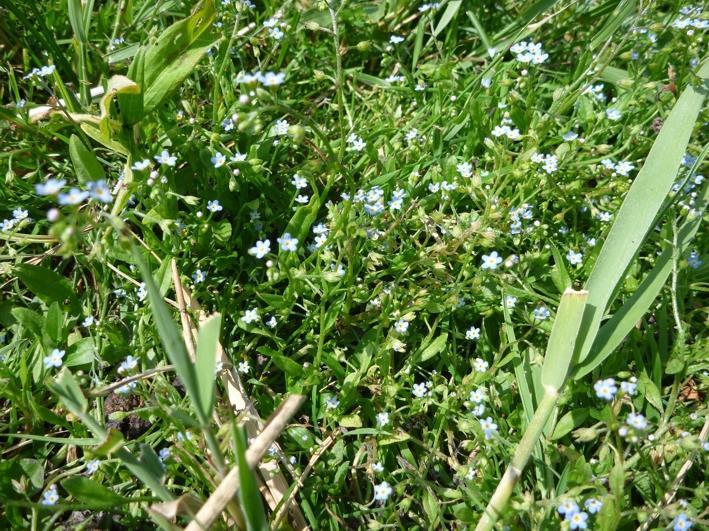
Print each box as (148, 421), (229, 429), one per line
(0, 0), (707, 529)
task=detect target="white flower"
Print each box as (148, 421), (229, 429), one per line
(266, 316), (278, 328)
(132, 159), (151, 171)
(584, 498), (602, 514)
(456, 162), (473, 178)
(35, 178), (66, 195)
(295, 194), (309, 204)
(274, 119), (289, 136)
(558, 499), (579, 516)
(159, 447), (172, 462)
(412, 382), (431, 398)
(393, 319), (409, 334)
(154, 150), (177, 166)
(606, 108), (622, 121)
(372, 462), (384, 473)
(504, 295), (517, 309)
(238, 361), (250, 374)
(594, 378), (618, 400)
(481, 251), (503, 270)
(248, 239), (271, 259)
(532, 306), (550, 320)
(621, 377), (637, 396)
(41, 485), (59, 506)
(137, 282), (148, 301)
(626, 412), (648, 430)
(291, 173), (307, 189)
(277, 232), (298, 252)
(481, 77), (492, 88)
(207, 200), (223, 213)
(480, 417), (498, 440)
(86, 459), (100, 474)
(390, 35), (404, 44)
(373, 481), (393, 502)
(325, 396), (340, 409)
(88, 180), (113, 203)
(567, 250), (583, 265)
(376, 411), (390, 426)
(192, 269), (206, 284)
(469, 388), (486, 404)
(347, 134), (366, 152)
(473, 358), (489, 372)
(211, 152), (226, 168)
(82, 315), (95, 327)
(58, 188), (89, 205)
(241, 308), (259, 324)
(43, 348), (65, 369)
(466, 326), (480, 340)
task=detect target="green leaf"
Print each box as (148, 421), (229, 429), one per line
(70, 134), (106, 184)
(117, 49), (145, 125)
(540, 289), (589, 390)
(43, 302), (64, 346)
(142, 0), (217, 113)
(258, 346), (305, 377)
(92, 428), (126, 457)
(65, 337), (96, 367)
(62, 476), (128, 507)
(575, 59), (709, 369)
(574, 181), (708, 379)
(11, 307), (43, 337)
(234, 425), (268, 531)
(412, 18), (425, 71)
(638, 373), (663, 414)
(419, 333), (448, 362)
(549, 243), (571, 294)
(48, 368), (105, 438)
(194, 313), (221, 421)
(67, 0), (87, 42)
(14, 264), (78, 310)
(433, 0), (462, 37)
(551, 409), (588, 440)
(133, 248), (201, 421)
(20, 458), (44, 489)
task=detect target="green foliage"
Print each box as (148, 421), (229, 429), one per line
(0, 1), (707, 529)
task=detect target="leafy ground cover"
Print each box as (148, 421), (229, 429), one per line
(0, 0), (707, 529)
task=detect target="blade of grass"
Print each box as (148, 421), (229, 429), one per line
(234, 425), (269, 531)
(574, 58), (709, 368)
(574, 180), (708, 379)
(195, 314), (221, 420)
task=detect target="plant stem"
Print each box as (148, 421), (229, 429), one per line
(476, 388), (559, 531)
(328, 2), (346, 163)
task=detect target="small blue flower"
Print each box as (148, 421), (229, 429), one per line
(481, 251), (503, 270)
(584, 498), (602, 514)
(35, 178), (66, 195)
(672, 513), (693, 531)
(594, 378), (618, 400)
(207, 200), (223, 213)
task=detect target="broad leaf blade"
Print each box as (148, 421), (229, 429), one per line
(194, 313), (221, 420)
(234, 425), (269, 531)
(133, 249), (201, 420)
(575, 59), (709, 366)
(540, 288), (588, 390)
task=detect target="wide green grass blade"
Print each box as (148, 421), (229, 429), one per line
(133, 248), (201, 420)
(574, 182), (708, 379)
(194, 313), (221, 420)
(234, 425), (269, 531)
(575, 59), (709, 366)
(540, 289), (589, 390)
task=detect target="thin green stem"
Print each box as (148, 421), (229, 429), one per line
(476, 389), (559, 531)
(328, 3), (346, 162)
